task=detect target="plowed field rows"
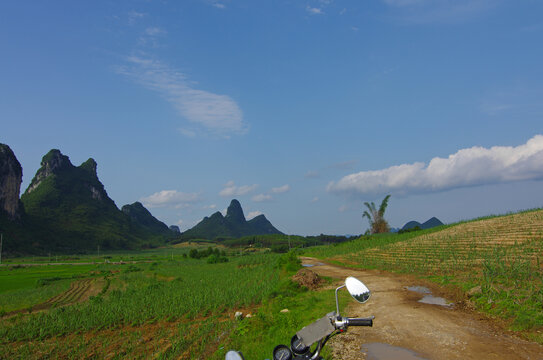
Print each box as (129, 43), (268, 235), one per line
(340, 210), (543, 275)
(3, 279), (95, 316)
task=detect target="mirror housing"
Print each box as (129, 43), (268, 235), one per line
(345, 276), (371, 303)
(335, 276), (371, 316)
(225, 351), (245, 360)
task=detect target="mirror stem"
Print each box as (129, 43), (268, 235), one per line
(335, 284), (345, 316)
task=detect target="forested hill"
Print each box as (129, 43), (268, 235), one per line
(180, 199), (283, 240)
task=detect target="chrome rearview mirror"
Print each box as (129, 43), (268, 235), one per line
(345, 276), (371, 303)
(225, 350), (245, 360)
(335, 276), (371, 316)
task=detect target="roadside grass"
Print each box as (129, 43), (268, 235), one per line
(0, 250), (349, 359)
(305, 209), (543, 342)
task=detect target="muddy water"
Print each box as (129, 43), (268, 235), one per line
(406, 285), (453, 307)
(302, 262), (324, 267)
(361, 343), (427, 360)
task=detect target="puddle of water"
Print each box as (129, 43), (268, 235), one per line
(302, 262), (324, 267)
(406, 285), (453, 307)
(419, 295), (453, 307)
(361, 343), (427, 360)
(406, 286), (431, 294)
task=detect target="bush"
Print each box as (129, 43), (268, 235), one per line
(206, 254), (229, 264)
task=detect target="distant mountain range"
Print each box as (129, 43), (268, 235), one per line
(401, 217), (444, 231)
(0, 145), (176, 255)
(180, 199), (283, 240)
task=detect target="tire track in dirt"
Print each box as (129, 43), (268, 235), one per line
(301, 257), (543, 360)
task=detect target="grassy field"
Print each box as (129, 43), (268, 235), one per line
(0, 249), (341, 359)
(306, 209), (543, 342)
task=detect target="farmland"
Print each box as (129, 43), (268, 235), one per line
(306, 209), (543, 342)
(0, 250), (341, 359)
(1, 209), (542, 358)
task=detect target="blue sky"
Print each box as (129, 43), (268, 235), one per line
(2, 0), (543, 235)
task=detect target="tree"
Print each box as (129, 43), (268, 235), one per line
(362, 195), (391, 234)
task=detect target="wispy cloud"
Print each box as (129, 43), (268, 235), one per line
(178, 128), (197, 138)
(213, 3), (226, 9)
(128, 10), (146, 25)
(271, 184), (290, 194)
(141, 190), (201, 208)
(328, 135), (543, 197)
(220, 180), (258, 197)
(252, 194), (272, 202)
(382, 0), (496, 24)
(145, 27), (167, 36)
(306, 6), (324, 15)
(480, 102), (513, 116)
(116, 56), (246, 136)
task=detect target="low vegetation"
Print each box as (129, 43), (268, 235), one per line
(306, 208), (543, 342)
(1, 208), (542, 358)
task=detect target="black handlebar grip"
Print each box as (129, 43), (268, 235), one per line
(346, 317), (373, 327)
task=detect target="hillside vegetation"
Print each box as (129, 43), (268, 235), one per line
(306, 209), (543, 342)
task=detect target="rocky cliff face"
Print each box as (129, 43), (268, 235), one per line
(0, 144), (23, 220)
(23, 149), (110, 204)
(25, 149), (70, 194)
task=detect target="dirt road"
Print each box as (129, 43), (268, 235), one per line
(300, 257), (543, 360)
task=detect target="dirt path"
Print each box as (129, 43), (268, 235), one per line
(300, 257), (543, 360)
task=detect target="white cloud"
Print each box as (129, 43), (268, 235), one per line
(141, 190), (201, 208)
(220, 180), (258, 197)
(252, 194), (272, 202)
(311, 196), (319, 203)
(306, 6), (324, 15)
(213, 3), (226, 9)
(247, 210), (263, 219)
(328, 135), (543, 197)
(271, 184), (290, 194)
(116, 56), (246, 136)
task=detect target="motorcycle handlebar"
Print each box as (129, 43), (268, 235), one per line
(345, 316), (373, 327)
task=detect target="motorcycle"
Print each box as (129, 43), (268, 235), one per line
(226, 276), (374, 360)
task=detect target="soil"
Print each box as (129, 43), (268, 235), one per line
(300, 257), (543, 360)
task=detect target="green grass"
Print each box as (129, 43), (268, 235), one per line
(0, 264), (98, 293)
(0, 255), (281, 343)
(1, 250), (343, 359)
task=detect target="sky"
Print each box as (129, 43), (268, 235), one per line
(1, 0), (543, 235)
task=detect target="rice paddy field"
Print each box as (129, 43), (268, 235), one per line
(306, 209), (543, 342)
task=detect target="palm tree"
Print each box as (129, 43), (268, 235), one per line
(362, 195), (391, 234)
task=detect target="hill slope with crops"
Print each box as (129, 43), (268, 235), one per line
(306, 209), (543, 342)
